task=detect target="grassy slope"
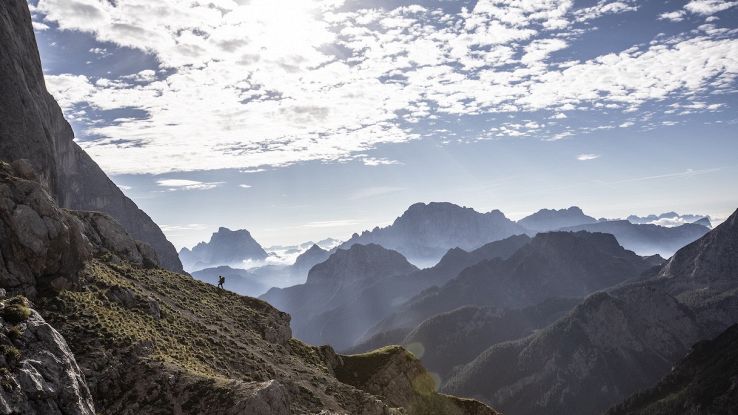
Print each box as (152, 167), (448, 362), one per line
(36, 258), (496, 414)
(38, 259), (387, 414)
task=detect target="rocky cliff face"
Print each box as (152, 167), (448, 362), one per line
(0, 161), (159, 298)
(179, 227), (268, 271)
(0, 0), (182, 273)
(0, 298), (95, 415)
(340, 202), (526, 265)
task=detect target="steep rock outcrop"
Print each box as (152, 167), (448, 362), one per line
(0, 161), (90, 296)
(335, 346), (500, 415)
(0, 0), (182, 272)
(0, 161), (159, 297)
(0, 298), (94, 415)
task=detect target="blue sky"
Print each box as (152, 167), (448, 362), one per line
(29, 0), (738, 248)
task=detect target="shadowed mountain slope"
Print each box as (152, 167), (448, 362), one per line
(606, 324), (738, 415)
(260, 244), (418, 347)
(443, 208), (738, 415)
(264, 236), (530, 351)
(368, 231), (656, 339)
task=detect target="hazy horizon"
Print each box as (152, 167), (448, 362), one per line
(28, 0), (738, 248)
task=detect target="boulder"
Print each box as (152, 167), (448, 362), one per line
(0, 306), (95, 415)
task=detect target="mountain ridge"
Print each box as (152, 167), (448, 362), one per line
(340, 202), (526, 266)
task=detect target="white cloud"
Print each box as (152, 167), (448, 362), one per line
(577, 153), (601, 161)
(238, 184), (252, 189)
(521, 38), (568, 66)
(684, 0), (738, 15)
(362, 157), (401, 166)
(156, 179), (223, 191)
(34, 0), (738, 175)
(32, 21), (50, 31)
(44, 74), (96, 110)
(575, 1), (638, 21)
(122, 69), (157, 82)
(659, 10), (687, 22)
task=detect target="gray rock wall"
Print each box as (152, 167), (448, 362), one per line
(0, 0), (182, 273)
(0, 302), (95, 415)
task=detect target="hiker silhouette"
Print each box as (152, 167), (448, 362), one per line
(217, 275), (225, 289)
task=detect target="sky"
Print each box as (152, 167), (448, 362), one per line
(28, 0), (738, 249)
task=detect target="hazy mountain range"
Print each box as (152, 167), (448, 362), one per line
(263, 235), (530, 351)
(339, 202), (526, 267)
(179, 204), (710, 279)
(442, 208), (738, 415)
(626, 212), (712, 227)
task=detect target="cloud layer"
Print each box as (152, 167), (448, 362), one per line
(34, 0), (738, 174)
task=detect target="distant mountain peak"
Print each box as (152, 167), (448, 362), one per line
(341, 202), (525, 264)
(179, 226), (268, 271)
(518, 206), (597, 232)
(306, 243), (417, 286)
